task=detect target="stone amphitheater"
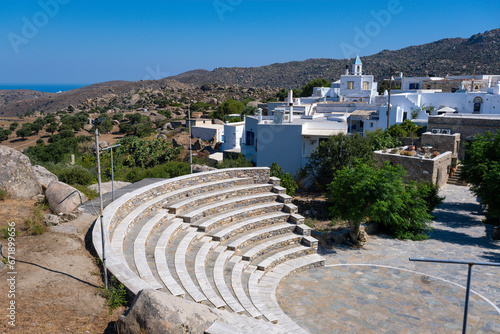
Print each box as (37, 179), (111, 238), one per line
(93, 167), (324, 333)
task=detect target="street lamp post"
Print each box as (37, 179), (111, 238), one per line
(102, 144), (121, 201)
(387, 67), (395, 130)
(93, 119), (108, 290)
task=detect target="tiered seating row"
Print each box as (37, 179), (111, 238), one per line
(92, 168), (324, 333)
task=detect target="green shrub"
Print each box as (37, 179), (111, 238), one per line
(0, 188), (9, 201)
(56, 165), (95, 186)
(270, 162), (298, 197)
(218, 155), (253, 169)
(124, 161), (190, 183)
(100, 276), (129, 313)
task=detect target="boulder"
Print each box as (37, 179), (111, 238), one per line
(162, 123), (173, 131)
(88, 181), (131, 194)
(358, 229), (369, 243)
(156, 134), (167, 140)
(46, 181), (88, 214)
(89, 141), (108, 151)
(117, 290), (224, 334)
(148, 113), (166, 123)
(43, 214), (60, 226)
(112, 120), (120, 125)
(192, 139), (202, 151)
(33, 165), (58, 190)
(192, 164), (217, 173)
(0, 145), (42, 199)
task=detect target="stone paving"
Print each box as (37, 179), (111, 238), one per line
(276, 185), (500, 333)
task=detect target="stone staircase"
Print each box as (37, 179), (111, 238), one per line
(447, 165), (467, 186)
(92, 168), (324, 333)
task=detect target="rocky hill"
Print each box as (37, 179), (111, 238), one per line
(169, 29), (500, 87)
(1, 28), (498, 116)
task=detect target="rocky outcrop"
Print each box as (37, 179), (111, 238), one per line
(33, 165), (58, 190)
(0, 145), (42, 199)
(116, 289), (223, 334)
(88, 181), (131, 194)
(46, 181), (88, 214)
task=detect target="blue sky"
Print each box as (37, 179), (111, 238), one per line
(1, 0), (499, 84)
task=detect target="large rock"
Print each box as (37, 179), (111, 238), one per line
(0, 145), (42, 199)
(117, 290), (224, 334)
(46, 181), (88, 214)
(33, 165), (58, 190)
(88, 181), (131, 194)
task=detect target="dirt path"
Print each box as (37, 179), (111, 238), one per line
(0, 211), (123, 333)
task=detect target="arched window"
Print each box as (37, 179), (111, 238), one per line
(357, 65), (360, 73)
(473, 97), (483, 113)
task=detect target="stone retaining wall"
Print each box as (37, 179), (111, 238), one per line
(374, 151), (452, 187)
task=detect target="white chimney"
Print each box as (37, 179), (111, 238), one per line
(288, 87), (293, 123)
(258, 108), (262, 123)
(345, 65), (349, 75)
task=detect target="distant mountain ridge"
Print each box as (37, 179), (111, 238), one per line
(168, 28), (500, 88)
(1, 28), (498, 116)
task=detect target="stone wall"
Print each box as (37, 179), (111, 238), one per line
(374, 150), (452, 188)
(428, 115), (500, 159)
(421, 132), (460, 159)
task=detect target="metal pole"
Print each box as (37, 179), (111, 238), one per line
(387, 69), (393, 130)
(110, 147), (115, 201)
(189, 104), (193, 174)
(463, 264), (473, 334)
(102, 144), (120, 202)
(94, 120), (108, 290)
(410, 258), (500, 334)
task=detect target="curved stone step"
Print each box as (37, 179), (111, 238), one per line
(231, 260), (262, 318)
(175, 229), (207, 303)
(210, 212), (290, 242)
(258, 254), (326, 333)
(192, 202), (284, 232)
(256, 245), (315, 271)
(179, 193), (279, 224)
(154, 218), (188, 297)
(226, 223), (296, 251)
(214, 250), (245, 314)
(248, 269), (278, 323)
(195, 239), (226, 309)
(133, 210), (170, 289)
(166, 184), (273, 215)
(242, 234), (302, 262)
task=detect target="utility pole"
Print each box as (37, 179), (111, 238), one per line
(188, 102), (193, 174)
(94, 119), (108, 290)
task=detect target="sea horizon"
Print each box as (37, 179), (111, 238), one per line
(0, 83), (90, 93)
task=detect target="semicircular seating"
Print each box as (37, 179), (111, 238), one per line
(92, 168), (324, 333)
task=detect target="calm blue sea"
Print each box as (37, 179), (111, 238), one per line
(0, 83), (89, 93)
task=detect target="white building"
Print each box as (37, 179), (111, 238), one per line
(364, 80), (500, 134)
(238, 110), (347, 174)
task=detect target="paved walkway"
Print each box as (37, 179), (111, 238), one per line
(276, 185), (500, 333)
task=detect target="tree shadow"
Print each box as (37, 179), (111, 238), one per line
(16, 259), (99, 288)
(429, 228), (498, 254)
